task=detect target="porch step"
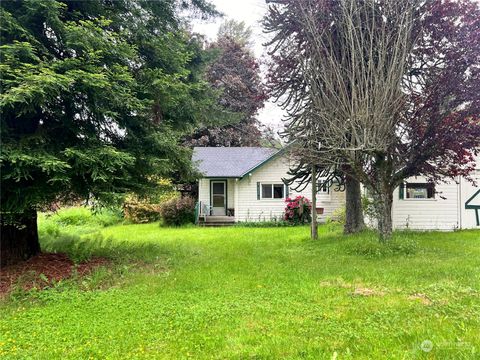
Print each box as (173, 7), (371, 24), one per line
(198, 215), (235, 227)
(199, 222), (235, 227)
(205, 216), (235, 223)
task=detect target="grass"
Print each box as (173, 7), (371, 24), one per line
(1, 208), (480, 359)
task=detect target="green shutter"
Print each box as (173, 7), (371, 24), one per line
(285, 184), (289, 197)
(399, 183), (405, 200)
(257, 182), (260, 200)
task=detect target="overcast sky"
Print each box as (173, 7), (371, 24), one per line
(191, 0), (286, 133)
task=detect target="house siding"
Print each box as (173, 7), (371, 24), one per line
(198, 178), (210, 209)
(390, 156), (480, 230)
(392, 177), (460, 230)
(197, 151), (479, 230)
(235, 155), (345, 222)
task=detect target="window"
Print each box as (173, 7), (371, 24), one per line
(318, 182), (329, 194)
(261, 183), (284, 199)
(261, 184), (272, 198)
(273, 184), (284, 198)
(405, 183), (435, 199)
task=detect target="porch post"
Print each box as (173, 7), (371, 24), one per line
(234, 178), (240, 222)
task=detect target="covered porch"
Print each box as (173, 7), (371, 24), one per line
(195, 178), (237, 225)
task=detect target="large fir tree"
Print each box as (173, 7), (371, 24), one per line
(0, 0), (219, 265)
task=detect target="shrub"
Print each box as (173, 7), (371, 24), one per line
(361, 195), (375, 217)
(159, 197), (195, 226)
(53, 207), (93, 226)
(284, 196), (312, 224)
(123, 179), (178, 223)
(123, 201), (161, 224)
(326, 206), (346, 224)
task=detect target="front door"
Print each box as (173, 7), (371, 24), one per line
(211, 181), (226, 215)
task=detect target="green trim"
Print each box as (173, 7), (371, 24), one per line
(465, 189), (480, 226)
(399, 183), (405, 200)
(465, 189), (480, 209)
(194, 202), (199, 224)
(210, 179), (227, 215)
(240, 146), (289, 179)
(256, 182), (260, 200)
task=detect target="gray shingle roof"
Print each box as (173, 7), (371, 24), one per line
(192, 147), (279, 177)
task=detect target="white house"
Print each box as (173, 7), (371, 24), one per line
(192, 147), (480, 230)
(391, 160), (480, 230)
(192, 147), (345, 224)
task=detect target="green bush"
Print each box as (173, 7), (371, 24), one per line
(159, 197), (195, 226)
(361, 195), (376, 219)
(53, 207), (93, 226)
(326, 206), (346, 224)
(123, 201), (161, 223)
(123, 179), (178, 223)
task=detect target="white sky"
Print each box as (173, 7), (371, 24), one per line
(191, 0), (286, 133)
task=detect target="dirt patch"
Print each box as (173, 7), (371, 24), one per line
(0, 253), (109, 295)
(408, 293), (432, 305)
(352, 287), (386, 297)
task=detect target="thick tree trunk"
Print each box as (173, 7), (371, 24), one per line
(373, 188), (393, 242)
(311, 165), (318, 240)
(344, 174), (365, 234)
(0, 209), (40, 268)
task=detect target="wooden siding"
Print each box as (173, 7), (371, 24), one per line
(392, 177), (460, 230)
(235, 155), (345, 222)
(392, 156), (480, 230)
(198, 178), (210, 208)
(197, 154), (479, 230)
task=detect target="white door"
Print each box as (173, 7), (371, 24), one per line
(211, 181), (226, 215)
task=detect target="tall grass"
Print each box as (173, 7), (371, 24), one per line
(2, 217), (480, 359)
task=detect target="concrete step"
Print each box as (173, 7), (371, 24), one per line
(199, 222), (235, 227)
(204, 216), (235, 223)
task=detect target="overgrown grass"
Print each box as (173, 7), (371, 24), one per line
(38, 207), (125, 262)
(1, 213), (480, 359)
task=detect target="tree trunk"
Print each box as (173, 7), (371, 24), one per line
(344, 174), (365, 234)
(373, 188), (393, 242)
(0, 209), (40, 268)
(311, 165), (318, 240)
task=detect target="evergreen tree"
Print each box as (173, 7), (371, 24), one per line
(0, 0), (219, 265)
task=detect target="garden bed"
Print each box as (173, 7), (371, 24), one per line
(0, 253), (108, 295)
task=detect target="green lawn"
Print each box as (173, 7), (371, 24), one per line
(1, 215), (480, 359)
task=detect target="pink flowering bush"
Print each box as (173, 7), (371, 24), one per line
(284, 196), (312, 224)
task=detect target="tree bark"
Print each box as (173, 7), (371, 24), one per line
(0, 209), (40, 268)
(344, 174), (365, 234)
(373, 188), (394, 242)
(311, 165), (318, 240)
